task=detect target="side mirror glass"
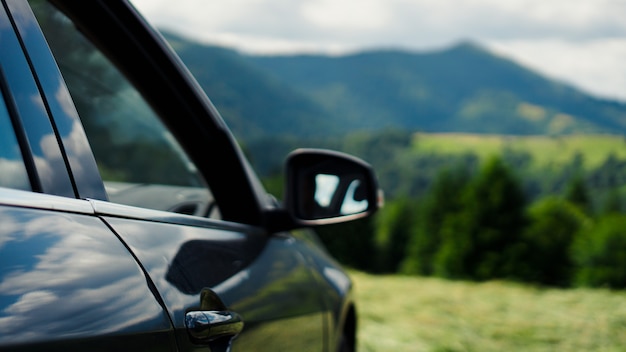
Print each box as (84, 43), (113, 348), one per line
(285, 149), (383, 225)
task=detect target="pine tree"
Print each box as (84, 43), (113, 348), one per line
(435, 156), (528, 280)
(520, 197), (586, 286)
(564, 175), (591, 214)
(401, 167), (469, 275)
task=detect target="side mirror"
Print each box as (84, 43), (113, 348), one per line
(284, 148), (383, 226)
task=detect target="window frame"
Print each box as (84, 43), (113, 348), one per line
(0, 70), (32, 192)
(0, 0), (77, 196)
(14, 0), (269, 226)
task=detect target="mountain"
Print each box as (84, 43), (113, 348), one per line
(164, 32), (626, 139)
(250, 42), (626, 135)
(164, 33), (341, 140)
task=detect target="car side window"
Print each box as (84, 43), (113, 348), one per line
(0, 89), (30, 192)
(30, 0), (219, 218)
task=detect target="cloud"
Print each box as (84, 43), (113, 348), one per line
(130, 0), (626, 101)
(0, 214), (166, 342)
(132, 0), (626, 46)
(301, 0), (391, 31)
(488, 38), (626, 101)
(0, 159), (29, 191)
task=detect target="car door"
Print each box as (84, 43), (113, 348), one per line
(0, 3), (177, 350)
(21, 0), (328, 350)
(93, 205), (327, 351)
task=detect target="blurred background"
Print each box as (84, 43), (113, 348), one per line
(131, 1), (626, 350)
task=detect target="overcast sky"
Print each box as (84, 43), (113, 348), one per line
(130, 0), (626, 102)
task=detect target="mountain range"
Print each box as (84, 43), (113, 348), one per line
(163, 32), (626, 141)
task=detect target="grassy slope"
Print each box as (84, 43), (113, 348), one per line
(351, 270), (626, 352)
(412, 133), (626, 172)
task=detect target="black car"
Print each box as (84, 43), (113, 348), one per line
(0, 1), (382, 351)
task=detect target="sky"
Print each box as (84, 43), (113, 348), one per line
(130, 0), (626, 102)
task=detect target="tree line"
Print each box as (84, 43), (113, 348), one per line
(251, 130), (626, 288)
(313, 154), (626, 289)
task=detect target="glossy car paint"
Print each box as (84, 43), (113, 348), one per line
(94, 200), (326, 350)
(0, 190), (176, 351)
(0, 0), (364, 350)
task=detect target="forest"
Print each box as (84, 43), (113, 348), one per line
(248, 130), (626, 289)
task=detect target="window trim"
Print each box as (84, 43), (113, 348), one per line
(8, 0), (107, 200)
(42, 0), (268, 225)
(0, 0), (76, 196)
(0, 66), (37, 192)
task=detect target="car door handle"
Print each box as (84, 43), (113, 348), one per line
(185, 310), (244, 343)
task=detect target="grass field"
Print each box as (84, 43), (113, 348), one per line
(411, 133), (626, 172)
(351, 270), (626, 352)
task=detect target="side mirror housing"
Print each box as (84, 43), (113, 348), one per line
(283, 148), (383, 226)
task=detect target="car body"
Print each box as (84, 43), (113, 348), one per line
(0, 1), (381, 351)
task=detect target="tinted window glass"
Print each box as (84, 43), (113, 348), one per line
(31, 1), (219, 218)
(0, 90), (30, 191)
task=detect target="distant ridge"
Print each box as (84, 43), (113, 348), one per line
(164, 31), (626, 140)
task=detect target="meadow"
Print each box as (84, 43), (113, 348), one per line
(411, 133), (626, 172)
(351, 270), (626, 352)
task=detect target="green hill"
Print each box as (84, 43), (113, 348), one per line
(164, 31), (626, 139)
(250, 42), (626, 136)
